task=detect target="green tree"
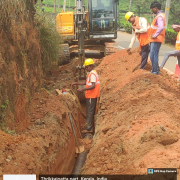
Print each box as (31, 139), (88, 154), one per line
(132, 0), (180, 25)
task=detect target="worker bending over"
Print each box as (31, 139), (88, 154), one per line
(160, 24), (180, 80)
(72, 58), (100, 139)
(149, 1), (166, 75)
(125, 12), (150, 69)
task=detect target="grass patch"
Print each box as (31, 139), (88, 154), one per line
(34, 12), (63, 71)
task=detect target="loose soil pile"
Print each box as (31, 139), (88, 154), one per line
(82, 48), (180, 178)
(1, 46), (180, 179)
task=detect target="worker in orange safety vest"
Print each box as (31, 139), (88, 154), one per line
(149, 1), (166, 75)
(160, 23), (180, 80)
(72, 58), (100, 139)
(125, 12), (150, 69)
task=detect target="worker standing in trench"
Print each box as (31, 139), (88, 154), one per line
(159, 23), (180, 80)
(72, 58), (100, 139)
(149, 1), (166, 75)
(125, 12), (150, 69)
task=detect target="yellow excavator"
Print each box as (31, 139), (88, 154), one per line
(56, 0), (119, 79)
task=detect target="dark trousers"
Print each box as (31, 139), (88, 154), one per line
(85, 98), (97, 132)
(140, 44), (150, 69)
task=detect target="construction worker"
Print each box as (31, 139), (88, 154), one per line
(72, 58), (100, 139)
(160, 24), (180, 80)
(149, 1), (166, 75)
(125, 12), (150, 69)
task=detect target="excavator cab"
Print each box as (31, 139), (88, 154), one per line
(56, 0), (119, 100)
(56, 0), (119, 65)
(88, 0), (118, 39)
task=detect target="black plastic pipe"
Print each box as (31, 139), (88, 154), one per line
(72, 151), (88, 174)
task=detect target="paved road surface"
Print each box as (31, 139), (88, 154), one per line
(116, 31), (176, 73)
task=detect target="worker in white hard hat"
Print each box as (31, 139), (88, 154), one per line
(72, 58), (100, 139)
(125, 11), (150, 69)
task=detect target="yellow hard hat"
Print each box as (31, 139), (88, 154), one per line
(125, 12), (134, 21)
(84, 58), (94, 66)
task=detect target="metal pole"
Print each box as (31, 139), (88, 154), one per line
(129, 0), (132, 11)
(165, 0), (171, 28)
(63, 0), (66, 12)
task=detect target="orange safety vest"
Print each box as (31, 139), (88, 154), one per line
(85, 70), (100, 98)
(149, 12), (166, 43)
(175, 32), (180, 51)
(133, 16), (150, 47)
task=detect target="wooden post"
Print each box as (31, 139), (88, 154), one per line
(54, 0), (56, 13)
(129, 0), (132, 11)
(58, 0), (60, 10)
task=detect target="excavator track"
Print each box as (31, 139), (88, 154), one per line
(58, 43), (70, 65)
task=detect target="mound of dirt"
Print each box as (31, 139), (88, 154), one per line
(82, 48), (180, 178)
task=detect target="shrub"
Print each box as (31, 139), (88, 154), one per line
(34, 13), (63, 71)
(123, 22), (132, 34)
(165, 28), (177, 45)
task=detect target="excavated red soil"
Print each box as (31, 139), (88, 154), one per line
(0, 61), (87, 179)
(0, 88), (79, 178)
(1, 47), (180, 179)
(82, 48), (180, 178)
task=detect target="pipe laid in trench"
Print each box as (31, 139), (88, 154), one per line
(69, 92), (88, 175)
(72, 151), (88, 174)
(68, 112), (88, 174)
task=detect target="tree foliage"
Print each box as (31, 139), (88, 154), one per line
(132, 0), (180, 24)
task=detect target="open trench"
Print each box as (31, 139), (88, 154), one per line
(2, 48), (180, 179)
(50, 49), (180, 177)
(0, 52), (98, 179)
(43, 52), (103, 174)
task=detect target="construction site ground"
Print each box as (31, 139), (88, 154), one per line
(1, 48), (180, 179)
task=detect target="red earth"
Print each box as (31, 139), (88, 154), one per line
(82, 48), (180, 179)
(1, 48), (180, 179)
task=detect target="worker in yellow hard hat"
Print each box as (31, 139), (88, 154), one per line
(125, 12), (134, 21)
(125, 11), (150, 69)
(72, 58), (100, 139)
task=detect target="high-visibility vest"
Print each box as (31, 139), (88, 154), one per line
(149, 12), (166, 43)
(85, 70), (100, 98)
(133, 17), (150, 47)
(175, 32), (180, 51)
